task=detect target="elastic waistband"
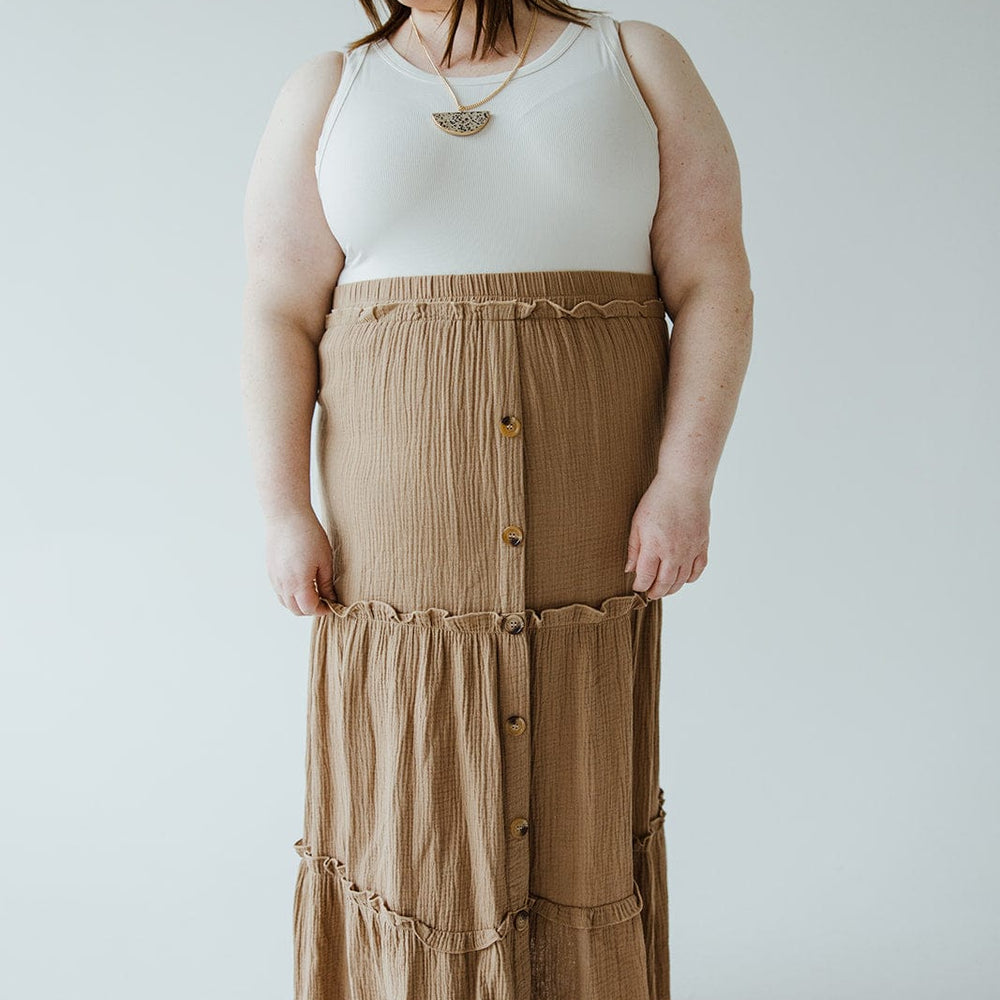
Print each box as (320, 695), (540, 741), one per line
(327, 269), (665, 326)
(332, 269), (661, 305)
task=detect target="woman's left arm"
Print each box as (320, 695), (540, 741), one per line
(619, 20), (754, 599)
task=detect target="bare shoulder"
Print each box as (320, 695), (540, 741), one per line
(269, 49), (345, 135)
(614, 20), (727, 135)
(615, 19), (689, 63)
(246, 49), (347, 195)
(613, 19), (696, 78)
(245, 48), (347, 223)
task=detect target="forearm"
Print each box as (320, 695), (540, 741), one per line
(656, 279), (753, 495)
(240, 298), (320, 521)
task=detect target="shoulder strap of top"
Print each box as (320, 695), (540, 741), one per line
(592, 14), (658, 138)
(315, 42), (370, 179)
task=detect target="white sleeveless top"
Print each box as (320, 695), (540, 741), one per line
(314, 12), (660, 284)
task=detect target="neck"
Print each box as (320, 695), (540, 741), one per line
(406, 2), (537, 65)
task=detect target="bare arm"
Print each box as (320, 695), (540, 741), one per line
(241, 50), (346, 615)
(618, 21), (754, 598)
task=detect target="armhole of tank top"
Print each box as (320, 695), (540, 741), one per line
(314, 44), (368, 180)
(601, 17), (658, 140)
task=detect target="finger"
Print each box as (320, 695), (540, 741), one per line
(273, 583), (292, 614)
(631, 550), (661, 593)
(295, 585), (324, 616)
(304, 582), (333, 616)
(651, 560), (683, 599)
(624, 528), (641, 574)
(688, 552), (708, 582)
(662, 561), (687, 596)
(315, 561), (337, 604)
(311, 577), (333, 615)
(287, 592), (308, 616)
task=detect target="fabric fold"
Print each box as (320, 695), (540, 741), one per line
(326, 296), (667, 325)
(317, 591), (651, 633)
(294, 839), (514, 954)
(530, 880), (644, 929)
(633, 786), (667, 852)
(294, 792), (662, 952)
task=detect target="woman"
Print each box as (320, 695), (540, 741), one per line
(241, 1), (753, 997)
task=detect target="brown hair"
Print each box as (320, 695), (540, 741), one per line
(346, 0), (607, 65)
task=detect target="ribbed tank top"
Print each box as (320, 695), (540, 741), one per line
(314, 12), (660, 284)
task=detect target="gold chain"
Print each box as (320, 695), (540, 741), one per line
(408, 7), (539, 111)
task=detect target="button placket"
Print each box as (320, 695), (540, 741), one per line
(493, 324), (532, 995)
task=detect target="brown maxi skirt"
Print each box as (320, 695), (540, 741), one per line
(292, 269), (671, 1000)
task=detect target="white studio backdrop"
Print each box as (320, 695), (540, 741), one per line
(1, 1), (997, 998)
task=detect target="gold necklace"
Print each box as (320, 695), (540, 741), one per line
(408, 7), (539, 136)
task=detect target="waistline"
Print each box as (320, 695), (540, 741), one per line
(326, 269), (665, 326)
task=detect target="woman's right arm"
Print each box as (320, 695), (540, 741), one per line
(241, 51), (346, 616)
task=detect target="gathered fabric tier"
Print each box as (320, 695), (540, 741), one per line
(293, 270), (671, 1000)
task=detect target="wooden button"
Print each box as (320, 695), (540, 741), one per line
(503, 614), (525, 634)
(499, 414), (522, 437)
(510, 816), (529, 837)
(514, 909), (529, 931)
(506, 715), (526, 735)
(502, 525), (523, 547)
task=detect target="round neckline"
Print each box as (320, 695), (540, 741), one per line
(373, 17), (586, 85)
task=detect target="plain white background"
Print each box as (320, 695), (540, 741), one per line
(2, 1), (997, 997)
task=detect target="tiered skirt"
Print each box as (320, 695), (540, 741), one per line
(293, 269), (671, 999)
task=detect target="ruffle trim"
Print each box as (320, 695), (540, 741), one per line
(325, 296), (666, 326)
(294, 838), (514, 953)
(294, 840), (645, 954)
(531, 884), (643, 930)
(633, 786), (667, 852)
(293, 789), (666, 955)
(316, 591), (651, 634)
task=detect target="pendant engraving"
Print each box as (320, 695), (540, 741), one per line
(431, 110), (491, 135)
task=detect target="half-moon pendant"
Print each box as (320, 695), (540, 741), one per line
(431, 110), (491, 136)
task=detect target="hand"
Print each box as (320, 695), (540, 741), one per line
(624, 474), (710, 599)
(264, 508), (338, 616)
